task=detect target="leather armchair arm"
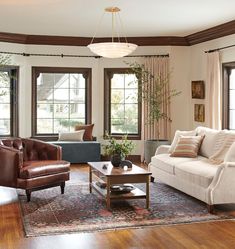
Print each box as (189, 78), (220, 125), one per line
(22, 138), (62, 160)
(0, 145), (23, 187)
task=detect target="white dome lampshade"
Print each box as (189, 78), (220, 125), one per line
(87, 42), (138, 58)
(87, 7), (138, 59)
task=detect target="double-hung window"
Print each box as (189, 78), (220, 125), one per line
(0, 66), (18, 137)
(223, 63), (235, 130)
(32, 67), (91, 138)
(104, 68), (141, 139)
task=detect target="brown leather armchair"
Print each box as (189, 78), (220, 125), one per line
(0, 138), (70, 201)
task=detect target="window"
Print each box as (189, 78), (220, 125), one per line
(32, 67), (91, 138)
(104, 68), (141, 139)
(223, 63), (235, 130)
(0, 66), (18, 137)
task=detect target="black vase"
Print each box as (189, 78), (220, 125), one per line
(111, 154), (122, 167)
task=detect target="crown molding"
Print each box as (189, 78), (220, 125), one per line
(186, 20), (235, 45)
(0, 20), (234, 47)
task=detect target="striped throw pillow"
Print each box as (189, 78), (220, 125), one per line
(170, 135), (204, 158)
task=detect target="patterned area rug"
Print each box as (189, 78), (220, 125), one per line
(18, 172), (234, 237)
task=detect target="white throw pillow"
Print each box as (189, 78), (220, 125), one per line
(223, 142), (235, 162)
(196, 126), (222, 158)
(58, 130), (85, 141)
(169, 130), (196, 153)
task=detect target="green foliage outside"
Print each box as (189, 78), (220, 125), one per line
(0, 54), (12, 97)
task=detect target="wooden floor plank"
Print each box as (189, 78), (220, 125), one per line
(1, 164), (235, 249)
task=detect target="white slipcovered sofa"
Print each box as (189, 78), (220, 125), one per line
(149, 126), (235, 212)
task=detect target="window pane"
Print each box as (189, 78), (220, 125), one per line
(37, 104), (53, 118)
(0, 104), (10, 118)
(70, 104), (85, 118)
(125, 74), (138, 88)
(70, 74), (85, 88)
(54, 89), (69, 102)
(230, 90), (235, 110)
(111, 74), (125, 88)
(111, 90), (124, 103)
(70, 89), (85, 103)
(54, 104), (69, 118)
(37, 119), (53, 133)
(0, 72), (10, 87)
(230, 69), (235, 90)
(125, 89), (138, 103)
(0, 88), (10, 103)
(125, 104), (138, 119)
(111, 104), (124, 118)
(230, 110), (235, 130)
(0, 119), (10, 135)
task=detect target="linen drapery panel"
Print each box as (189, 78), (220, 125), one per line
(206, 51), (222, 130)
(142, 57), (171, 141)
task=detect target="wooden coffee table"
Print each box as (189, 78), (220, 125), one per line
(88, 161), (152, 210)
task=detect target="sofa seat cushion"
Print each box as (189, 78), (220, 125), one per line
(151, 154), (201, 175)
(174, 160), (220, 188)
(20, 160), (70, 179)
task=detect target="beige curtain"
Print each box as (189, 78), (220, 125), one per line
(206, 51), (222, 129)
(142, 56), (171, 141)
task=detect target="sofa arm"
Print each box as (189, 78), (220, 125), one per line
(0, 145), (23, 187)
(22, 138), (62, 160)
(155, 145), (171, 155)
(207, 162), (235, 205)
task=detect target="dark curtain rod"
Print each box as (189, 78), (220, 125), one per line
(205, 44), (235, 53)
(0, 51), (169, 58)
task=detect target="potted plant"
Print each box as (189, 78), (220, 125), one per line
(103, 134), (135, 167)
(127, 62), (181, 164)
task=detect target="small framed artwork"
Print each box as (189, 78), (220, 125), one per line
(194, 104), (205, 122)
(192, 81), (205, 99)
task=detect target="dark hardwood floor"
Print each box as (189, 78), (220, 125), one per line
(1, 164), (235, 249)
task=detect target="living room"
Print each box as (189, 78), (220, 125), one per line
(1, 1), (235, 248)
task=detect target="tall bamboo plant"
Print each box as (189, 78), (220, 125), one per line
(127, 61), (181, 139)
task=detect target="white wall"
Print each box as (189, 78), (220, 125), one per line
(190, 34), (235, 129)
(4, 35), (234, 154)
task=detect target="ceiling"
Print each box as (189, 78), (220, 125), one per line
(0, 0), (235, 37)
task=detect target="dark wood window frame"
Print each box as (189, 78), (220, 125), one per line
(32, 67), (92, 140)
(222, 62), (235, 129)
(104, 68), (141, 140)
(0, 66), (19, 138)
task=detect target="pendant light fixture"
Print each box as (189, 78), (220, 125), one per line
(87, 7), (138, 58)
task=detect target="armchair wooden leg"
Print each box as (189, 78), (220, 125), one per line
(207, 204), (214, 213)
(26, 190), (31, 202)
(60, 182), (65, 194)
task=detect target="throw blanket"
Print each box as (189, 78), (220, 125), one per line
(209, 133), (235, 164)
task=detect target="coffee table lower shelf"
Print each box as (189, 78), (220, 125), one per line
(91, 182), (147, 207)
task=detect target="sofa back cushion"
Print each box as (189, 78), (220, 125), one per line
(224, 142), (235, 162)
(196, 126), (222, 158)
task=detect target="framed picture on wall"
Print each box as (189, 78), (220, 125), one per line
(192, 81), (205, 99)
(194, 104), (205, 122)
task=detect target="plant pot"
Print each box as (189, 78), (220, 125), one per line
(111, 154), (123, 167)
(144, 139), (170, 165)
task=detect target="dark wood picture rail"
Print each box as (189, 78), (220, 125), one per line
(0, 19), (235, 47)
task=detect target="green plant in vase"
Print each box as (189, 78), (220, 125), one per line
(103, 133), (135, 167)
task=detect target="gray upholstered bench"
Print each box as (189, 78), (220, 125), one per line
(48, 141), (101, 163)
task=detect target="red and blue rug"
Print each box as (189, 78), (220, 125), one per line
(18, 171), (235, 237)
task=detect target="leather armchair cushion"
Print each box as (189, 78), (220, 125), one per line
(19, 160), (70, 179)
